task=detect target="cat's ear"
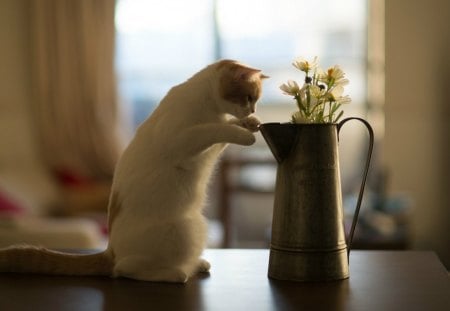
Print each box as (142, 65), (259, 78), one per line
(218, 60), (269, 81)
(234, 66), (269, 81)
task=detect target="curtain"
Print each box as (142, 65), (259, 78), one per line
(29, 0), (122, 181)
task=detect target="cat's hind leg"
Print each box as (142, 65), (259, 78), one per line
(132, 268), (189, 283)
(114, 256), (189, 283)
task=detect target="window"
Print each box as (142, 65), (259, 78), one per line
(114, 0), (394, 249)
(115, 0), (368, 128)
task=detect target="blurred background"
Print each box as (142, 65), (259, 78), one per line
(0, 0), (448, 268)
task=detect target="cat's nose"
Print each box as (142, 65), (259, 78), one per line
(251, 107), (255, 113)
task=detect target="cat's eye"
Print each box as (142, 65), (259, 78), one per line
(247, 95), (254, 103)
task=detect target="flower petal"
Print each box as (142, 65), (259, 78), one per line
(280, 80), (300, 95)
(292, 56), (319, 72)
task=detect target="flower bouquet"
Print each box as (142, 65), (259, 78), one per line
(280, 57), (351, 124)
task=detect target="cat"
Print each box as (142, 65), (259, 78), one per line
(0, 60), (268, 283)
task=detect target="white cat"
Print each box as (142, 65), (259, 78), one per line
(0, 60), (268, 283)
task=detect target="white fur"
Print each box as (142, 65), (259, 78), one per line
(107, 61), (263, 282)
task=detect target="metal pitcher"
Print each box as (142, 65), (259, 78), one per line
(259, 117), (374, 282)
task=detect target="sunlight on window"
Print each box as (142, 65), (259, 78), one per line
(216, 0), (289, 38)
(115, 0), (367, 128)
(115, 0), (213, 126)
(116, 0), (210, 34)
(216, 0), (367, 102)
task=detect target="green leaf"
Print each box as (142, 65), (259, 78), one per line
(333, 110), (344, 123)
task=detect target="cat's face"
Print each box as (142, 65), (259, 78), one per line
(216, 60), (268, 119)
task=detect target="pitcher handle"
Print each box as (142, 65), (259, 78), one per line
(337, 117), (374, 260)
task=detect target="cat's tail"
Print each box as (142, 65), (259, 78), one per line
(0, 245), (114, 276)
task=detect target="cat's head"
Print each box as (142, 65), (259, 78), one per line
(215, 60), (268, 119)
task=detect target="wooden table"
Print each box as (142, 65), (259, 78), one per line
(0, 250), (449, 310)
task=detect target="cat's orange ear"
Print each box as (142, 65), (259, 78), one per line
(234, 66), (270, 81)
(218, 60), (269, 80)
(233, 66), (262, 81)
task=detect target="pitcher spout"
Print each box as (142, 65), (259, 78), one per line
(259, 123), (298, 163)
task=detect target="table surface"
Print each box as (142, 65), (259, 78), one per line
(0, 250), (449, 311)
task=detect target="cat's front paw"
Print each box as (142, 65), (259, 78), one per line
(239, 132), (256, 146)
(197, 258), (211, 273)
(238, 116), (261, 133)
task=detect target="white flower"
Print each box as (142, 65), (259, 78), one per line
(280, 80), (300, 96)
(319, 65), (349, 86)
(281, 56), (352, 123)
(292, 56), (318, 73)
(310, 84), (326, 99)
(335, 95), (352, 105)
(329, 86), (351, 104)
(330, 85), (344, 98)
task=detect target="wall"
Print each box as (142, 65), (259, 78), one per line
(385, 0), (450, 267)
